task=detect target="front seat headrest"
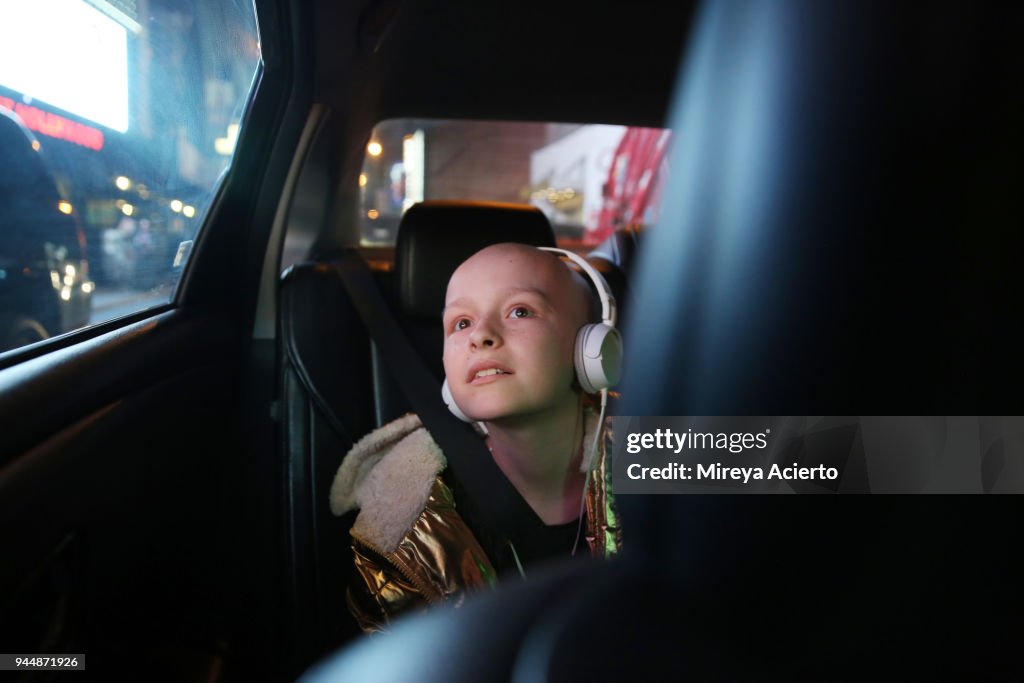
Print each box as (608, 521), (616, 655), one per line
(394, 200), (556, 320)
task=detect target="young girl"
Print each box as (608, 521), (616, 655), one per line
(330, 243), (621, 632)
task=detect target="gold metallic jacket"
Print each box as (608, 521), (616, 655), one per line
(329, 412), (620, 633)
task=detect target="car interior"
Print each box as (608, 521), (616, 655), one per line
(1, 1), (1022, 681)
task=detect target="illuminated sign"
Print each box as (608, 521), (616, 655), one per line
(0, 0), (129, 132)
(0, 96), (104, 151)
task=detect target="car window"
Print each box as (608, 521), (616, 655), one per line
(0, 0), (261, 353)
(356, 119), (671, 250)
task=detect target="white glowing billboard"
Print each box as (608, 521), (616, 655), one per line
(0, 0), (129, 132)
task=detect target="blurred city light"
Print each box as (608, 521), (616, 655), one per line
(0, 0), (130, 132)
(57, 200), (73, 214)
(402, 129), (425, 212)
(367, 141), (382, 157)
(121, 203), (134, 216)
(367, 209), (380, 219)
(359, 173), (367, 187)
(170, 199), (183, 213)
(182, 205), (196, 218)
(115, 175), (132, 190)
(215, 123), (240, 156)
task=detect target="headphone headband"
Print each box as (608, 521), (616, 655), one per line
(537, 247), (617, 327)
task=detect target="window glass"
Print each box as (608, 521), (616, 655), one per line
(358, 119), (671, 249)
(0, 0), (261, 353)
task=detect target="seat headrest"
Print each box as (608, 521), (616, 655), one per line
(394, 200), (557, 319)
(588, 224), (643, 277)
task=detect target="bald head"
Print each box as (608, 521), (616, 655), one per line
(446, 243), (595, 331)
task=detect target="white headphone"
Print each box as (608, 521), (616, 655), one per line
(441, 246), (623, 423)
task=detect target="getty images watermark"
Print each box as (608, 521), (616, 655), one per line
(623, 425), (837, 484)
(611, 416), (1024, 494)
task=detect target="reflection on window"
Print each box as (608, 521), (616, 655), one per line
(0, 0), (261, 353)
(358, 120), (671, 250)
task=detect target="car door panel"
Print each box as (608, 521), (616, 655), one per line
(0, 310), (240, 669)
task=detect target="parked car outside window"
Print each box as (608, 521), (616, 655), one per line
(0, 108), (92, 350)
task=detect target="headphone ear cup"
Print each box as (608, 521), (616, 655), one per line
(574, 324), (624, 394)
(441, 378), (473, 423)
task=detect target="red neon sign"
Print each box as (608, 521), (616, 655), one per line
(0, 96), (105, 151)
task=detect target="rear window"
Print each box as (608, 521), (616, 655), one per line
(357, 119), (671, 249)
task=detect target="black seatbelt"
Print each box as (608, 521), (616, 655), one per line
(332, 248), (528, 539)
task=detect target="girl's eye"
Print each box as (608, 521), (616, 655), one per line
(454, 319), (470, 331)
(509, 307), (532, 319)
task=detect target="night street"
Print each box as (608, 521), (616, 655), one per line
(89, 285), (171, 325)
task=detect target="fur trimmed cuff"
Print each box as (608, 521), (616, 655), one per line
(329, 414), (446, 552)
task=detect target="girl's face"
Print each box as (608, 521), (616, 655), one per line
(442, 244), (589, 424)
